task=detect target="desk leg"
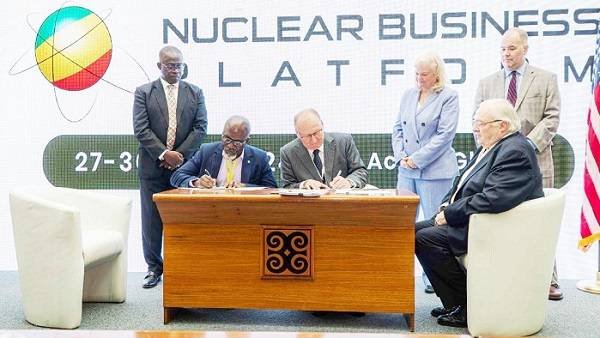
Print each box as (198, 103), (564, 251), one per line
(403, 313), (415, 332)
(164, 307), (181, 324)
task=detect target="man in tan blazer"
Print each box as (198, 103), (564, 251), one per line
(474, 27), (562, 300)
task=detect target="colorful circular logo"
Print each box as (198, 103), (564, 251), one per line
(35, 6), (112, 91)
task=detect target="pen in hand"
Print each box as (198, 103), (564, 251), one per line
(196, 168), (215, 189)
(329, 170), (344, 189)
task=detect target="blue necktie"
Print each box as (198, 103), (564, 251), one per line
(313, 149), (323, 181)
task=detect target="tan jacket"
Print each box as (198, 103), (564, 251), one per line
(474, 65), (561, 187)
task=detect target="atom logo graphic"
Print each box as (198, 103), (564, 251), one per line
(9, 3), (149, 122)
(35, 6), (112, 91)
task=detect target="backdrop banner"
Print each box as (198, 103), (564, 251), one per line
(0, 0), (597, 275)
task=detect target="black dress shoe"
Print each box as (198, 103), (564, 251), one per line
(143, 272), (161, 289)
(437, 305), (467, 328)
(430, 306), (457, 317)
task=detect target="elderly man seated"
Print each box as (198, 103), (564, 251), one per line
(415, 98), (544, 328)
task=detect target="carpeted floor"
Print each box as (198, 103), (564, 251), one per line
(0, 272), (597, 337)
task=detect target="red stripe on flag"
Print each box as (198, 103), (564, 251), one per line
(583, 166), (600, 236)
(594, 84), (600, 112)
(586, 109), (600, 170)
(581, 167), (594, 238)
(581, 212), (592, 238)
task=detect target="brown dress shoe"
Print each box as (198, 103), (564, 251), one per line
(549, 284), (563, 300)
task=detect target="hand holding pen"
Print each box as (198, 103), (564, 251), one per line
(329, 170), (353, 189)
(194, 169), (216, 188)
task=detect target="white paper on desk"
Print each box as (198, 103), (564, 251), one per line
(278, 189), (327, 197)
(333, 189), (392, 196)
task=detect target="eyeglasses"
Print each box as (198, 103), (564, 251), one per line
(472, 119), (503, 128)
(222, 135), (248, 147)
(161, 63), (184, 70)
(298, 128), (323, 140)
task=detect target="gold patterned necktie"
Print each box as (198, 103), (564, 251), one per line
(166, 84), (177, 150)
(225, 157), (239, 186)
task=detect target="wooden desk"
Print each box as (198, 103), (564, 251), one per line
(154, 189), (419, 330)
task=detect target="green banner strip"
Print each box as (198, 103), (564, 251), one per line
(43, 133), (574, 189)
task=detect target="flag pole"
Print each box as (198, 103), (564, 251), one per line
(576, 245), (600, 294)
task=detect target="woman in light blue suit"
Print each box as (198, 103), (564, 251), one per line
(392, 51), (459, 293)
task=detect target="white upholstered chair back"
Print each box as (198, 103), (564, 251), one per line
(9, 186), (132, 329)
(462, 188), (565, 336)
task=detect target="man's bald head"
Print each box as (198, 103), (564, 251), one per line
(159, 46), (183, 61)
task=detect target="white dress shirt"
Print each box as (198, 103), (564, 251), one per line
(216, 150), (244, 187)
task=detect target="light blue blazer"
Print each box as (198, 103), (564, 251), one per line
(392, 86), (459, 180)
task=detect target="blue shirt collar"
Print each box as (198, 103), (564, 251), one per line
(504, 62), (527, 78)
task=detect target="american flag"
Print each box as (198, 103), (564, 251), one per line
(580, 24), (600, 250)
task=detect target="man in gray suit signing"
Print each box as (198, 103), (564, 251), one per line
(133, 46), (207, 288)
(280, 108), (368, 189)
(474, 27), (562, 300)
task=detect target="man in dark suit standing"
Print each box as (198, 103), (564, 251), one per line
(133, 46), (207, 288)
(415, 98), (544, 328)
(280, 108), (368, 189)
(170, 115), (277, 189)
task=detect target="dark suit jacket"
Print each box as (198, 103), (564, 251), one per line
(279, 132), (368, 189)
(133, 79), (208, 179)
(442, 132), (544, 255)
(170, 142), (278, 188)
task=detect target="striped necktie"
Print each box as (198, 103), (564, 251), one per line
(507, 71), (517, 106)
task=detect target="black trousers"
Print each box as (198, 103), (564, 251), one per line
(415, 218), (467, 309)
(140, 173), (172, 276)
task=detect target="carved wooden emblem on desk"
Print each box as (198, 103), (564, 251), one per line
(261, 226), (313, 279)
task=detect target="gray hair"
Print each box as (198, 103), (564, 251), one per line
(224, 115), (251, 135)
(414, 51), (447, 93)
(477, 99), (521, 133)
(503, 27), (528, 47)
(294, 108), (322, 127)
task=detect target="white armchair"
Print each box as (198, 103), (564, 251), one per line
(460, 188), (565, 336)
(9, 186), (132, 329)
